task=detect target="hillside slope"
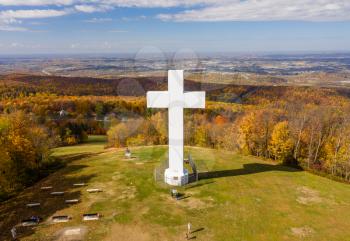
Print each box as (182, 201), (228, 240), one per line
(1, 137), (350, 241)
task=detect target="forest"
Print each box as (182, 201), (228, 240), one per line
(1, 74), (350, 201)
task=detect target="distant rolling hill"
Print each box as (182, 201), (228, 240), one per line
(2, 74), (350, 104)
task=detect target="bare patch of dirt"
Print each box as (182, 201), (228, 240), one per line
(117, 186), (137, 200)
(104, 224), (152, 241)
(122, 157), (139, 162)
(291, 226), (315, 238)
(104, 183), (119, 196)
(179, 198), (211, 209)
(111, 171), (123, 181)
(54, 226), (87, 241)
(104, 223), (186, 241)
(163, 194), (214, 210)
(296, 186), (322, 205)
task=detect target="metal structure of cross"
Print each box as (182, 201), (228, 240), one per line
(147, 70), (206, 186)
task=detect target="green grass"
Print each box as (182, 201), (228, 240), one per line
(1, 136), (350, 241)
(51, 135), (107, 157)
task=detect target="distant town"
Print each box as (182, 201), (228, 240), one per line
(1, 53), (350, 88)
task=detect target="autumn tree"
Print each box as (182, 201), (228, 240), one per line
(150, 112), (167, 144)
(238, 109), (277, 158)
(0, 111), (54, 200)
(268, 121), (294, 164)
(107, 122), (129, 147)
(107, 118), (144, 147)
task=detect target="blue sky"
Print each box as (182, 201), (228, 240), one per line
(0, 1), (350, 54)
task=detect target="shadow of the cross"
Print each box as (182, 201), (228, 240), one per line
(191, 227), (205, 234)
(198, 163), (301, 180)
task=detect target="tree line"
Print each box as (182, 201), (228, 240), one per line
(2, 85), (350, 201)
(107, 87), (350, 183)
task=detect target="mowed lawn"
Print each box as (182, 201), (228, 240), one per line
(1, 136), (350, 241)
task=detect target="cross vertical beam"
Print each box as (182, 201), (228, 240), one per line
(168, 70), (184, 173)
(147, 70), (205, 186)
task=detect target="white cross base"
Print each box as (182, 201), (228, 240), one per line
(147, 70), (205, 186)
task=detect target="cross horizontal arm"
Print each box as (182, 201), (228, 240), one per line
(147, 91), (169, 108)
(184, 92), (206, 108)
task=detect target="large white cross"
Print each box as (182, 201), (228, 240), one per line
(147, 70), (205, 186)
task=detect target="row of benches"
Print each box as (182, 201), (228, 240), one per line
(21, 183), (103, 227)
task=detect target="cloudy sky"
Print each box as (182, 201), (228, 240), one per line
(0, 0), (350, 54)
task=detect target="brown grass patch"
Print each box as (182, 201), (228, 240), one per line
(296, 186), (322, 205)
(117, 186), (137, 200)
(163, 194), (214, 210)
(291, 226), (315, 238)
(104, 224), (152, 241)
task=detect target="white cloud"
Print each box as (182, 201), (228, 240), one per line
(75, 5), (98, 13)
(157, 0), (350, 22)
(0, 25), (27, 31)
(84, 17), (112, 23)
(0, 9), (68, 19)
(0, 0), (220, 8)
(1, 18), (22, 24)
(121, 15), (146, 21)
(0, 0), (75, 6)
(0, 0), (349, 26)
(99, 0), (218, 8)
(75, 4), (112, 13)
(0, 9), (69, 31)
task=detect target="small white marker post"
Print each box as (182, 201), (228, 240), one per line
(147, 70), (205, 186)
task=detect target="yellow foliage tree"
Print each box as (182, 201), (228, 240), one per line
(107, 122), (129, 147)
(0, 111), (52, 200)
(268, 121), (294, 164)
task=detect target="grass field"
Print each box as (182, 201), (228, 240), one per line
(1, 136), (350, 241)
